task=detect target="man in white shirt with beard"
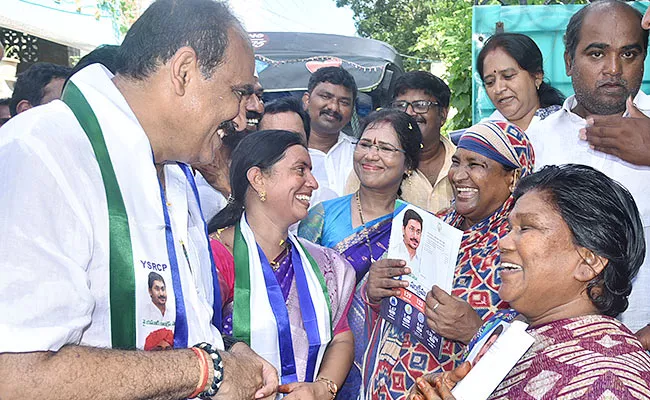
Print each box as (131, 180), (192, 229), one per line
(527, 0), (650, 336)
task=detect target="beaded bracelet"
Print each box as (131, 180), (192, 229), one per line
(193, 342), (224, 398)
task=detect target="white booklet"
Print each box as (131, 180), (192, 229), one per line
(379, 200), (463, 358)
(451, 320), (535, 400)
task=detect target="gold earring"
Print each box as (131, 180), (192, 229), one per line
(258, 190), (267, 202)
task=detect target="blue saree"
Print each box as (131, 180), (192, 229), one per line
(299, 194), (406, 399)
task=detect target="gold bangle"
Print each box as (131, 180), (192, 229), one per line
(315, 376), (337, 399)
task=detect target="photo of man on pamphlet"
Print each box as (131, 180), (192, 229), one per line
(465, 322), (506, 366)
(451, 319), (534, 400)
(380, 201), (463, 358)
(392, 209), (423, 273)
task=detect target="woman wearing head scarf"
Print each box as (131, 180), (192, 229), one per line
(208, 130), (356, 399)
(362, 121), (534, 400)
(411, 164), (650, 400)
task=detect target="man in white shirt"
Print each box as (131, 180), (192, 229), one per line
(527, 0), (650, 334)
(0, 0), (276, 398)
(302, 66), (357, 202)
(393, 209), (424, 272)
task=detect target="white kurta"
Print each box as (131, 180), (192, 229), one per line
(526, 92), (650, 332)
(195, 170), (228, 222)
(309, 132), (356, 198)
(0, 64), (224, 352)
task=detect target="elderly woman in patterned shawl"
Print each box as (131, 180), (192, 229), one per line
(411, 164), (650, 400)
(362, 120), (534, 399)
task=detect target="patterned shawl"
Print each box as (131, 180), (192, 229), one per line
(440, 120), (535, 355)
(490, 315), (650, 399)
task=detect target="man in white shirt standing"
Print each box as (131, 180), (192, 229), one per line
(303, 66), (357, 203)
(0, 0), (277, 398)
(527, 0), (650, 335)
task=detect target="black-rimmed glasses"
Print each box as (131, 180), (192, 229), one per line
(389, 100), (440, 114)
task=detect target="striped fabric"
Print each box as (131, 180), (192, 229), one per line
(457, 120), (535, 171)
(490, 315), (650, 399)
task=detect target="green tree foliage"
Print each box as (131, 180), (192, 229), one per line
(337, 0), (473, 131)
(97, 0), (140, 37)
(414, 0), (472, 131)
(335, 0), (436, 71)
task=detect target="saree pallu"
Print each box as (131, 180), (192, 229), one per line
(211, 236), (356, 382)
(338, 216), (393, 395)
(299, 195), (402, 399)
(490, 315), (650, 399)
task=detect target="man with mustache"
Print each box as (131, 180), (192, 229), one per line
(148, 272), (168, 317)
(194, 77), (264, 221)
(399, 209), (423, 264)
(579, 4), (650, 167)
(527, 0), (650, 339)
(244, 77), (265, 133)
(389, 71), (455, 212)
(302, 66), (357, 200)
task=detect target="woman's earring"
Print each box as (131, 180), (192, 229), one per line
(403, 169), (413, 185)
(258, 190), (267, 202)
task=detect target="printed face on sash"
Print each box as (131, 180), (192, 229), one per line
(137, 260), (176, 349)
(149, 272), (167, 313)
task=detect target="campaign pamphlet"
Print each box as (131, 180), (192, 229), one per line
(451, 320), (535, 400)
(379, 200), (463, 358)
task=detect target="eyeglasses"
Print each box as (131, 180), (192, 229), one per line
(354, 139), (406, 157)
(232, 85), (254, 102)
(390, 100), (440, 114)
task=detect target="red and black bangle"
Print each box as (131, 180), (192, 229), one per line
(193, 342), (224, 398)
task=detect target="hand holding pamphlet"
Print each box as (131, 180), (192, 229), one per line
(451, 320), (534, 400)
(379, 201), (463, 358)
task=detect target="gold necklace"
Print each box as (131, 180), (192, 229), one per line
(355, 191), (376, 263)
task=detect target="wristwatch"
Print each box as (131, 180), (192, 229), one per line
(316, 376), (338, 399)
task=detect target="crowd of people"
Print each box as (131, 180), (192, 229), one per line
(1, 0), (650, 399)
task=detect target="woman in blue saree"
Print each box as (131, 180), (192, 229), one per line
(299, 109), (423, 398)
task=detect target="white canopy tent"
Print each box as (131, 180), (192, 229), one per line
(0, 0), (122, 53)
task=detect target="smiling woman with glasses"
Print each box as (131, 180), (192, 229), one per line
(299, 109), (422, 398)
(354, 138), (407, 156)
